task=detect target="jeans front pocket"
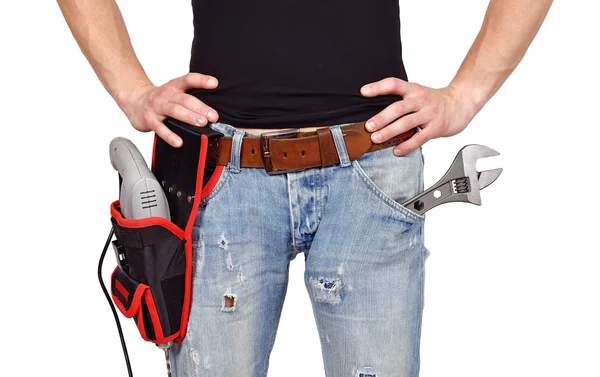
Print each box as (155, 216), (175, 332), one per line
(351, 146), (425, 223)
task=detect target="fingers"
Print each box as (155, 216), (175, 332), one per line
(393, 127), (432, 156)
(361, 77), (413, 97)
(152, 73), (220, 130)
(365, 99), (418, 132)
(370, 111), (428, 144)
(159, 102), (207, 127)
(150, 116), (183, 148)
(168, 92), (218, 125)
(170, 72), (219, 92)
(128, 73), (222, 148)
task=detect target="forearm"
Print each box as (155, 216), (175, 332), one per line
(56, 0), (151, 110)
(449, 0), (553, 115)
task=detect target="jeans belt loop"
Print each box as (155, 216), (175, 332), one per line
(229, 129), (245, 173)
(330, 125), (352, 168)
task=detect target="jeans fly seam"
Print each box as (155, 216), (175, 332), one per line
(314, 168), (324, 226)
(285, 173), (297, 250)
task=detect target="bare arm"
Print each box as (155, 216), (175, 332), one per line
(449, 0), (555, 114)
(56, 0), (220, 147)
(56, 0), (151, 110)
(361, 0), (554, 155)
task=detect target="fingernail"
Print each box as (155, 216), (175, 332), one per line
(208, 78), (216, 87)
(208, 110), (216, 121)
(366, 121), (375, 131)
(362, 86), (371, 94)
(196, 117), (205, 126)
(173, 137), (182, 147)
(372, 133), (382, 142)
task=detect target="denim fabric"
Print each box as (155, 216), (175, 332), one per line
(169, 121), (430, 377)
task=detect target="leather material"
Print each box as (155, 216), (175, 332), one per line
(317, 128), (339, 167)
(205, 121), (418, 172)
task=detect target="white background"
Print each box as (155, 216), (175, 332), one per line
(0, 1), (598, 376)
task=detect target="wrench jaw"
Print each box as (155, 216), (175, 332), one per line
(402, 144), (503, 215)
(461, 144), (501, 163)
(477, 168), (503, 190)
(461, 144), (502, 206)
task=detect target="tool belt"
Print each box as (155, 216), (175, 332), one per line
(107, 118), (416, 345)
(109, 117), (223, 345)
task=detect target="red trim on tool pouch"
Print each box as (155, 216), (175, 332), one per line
(144, 290), (165, 340)
(200, 165), (224, 200)
(136, 307), (150, 342)
(110, 200), (185, 239)
(176, 133), (209, 344)
(114, 279), (130, 301)
(136, 290), (179, 344)
(151, 134), (157, 172)
(111, 267), (148, 318)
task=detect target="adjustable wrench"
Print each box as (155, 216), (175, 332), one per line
(403, 144), (503, 215)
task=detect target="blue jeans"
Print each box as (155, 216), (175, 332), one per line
(169, 121), (430, 377)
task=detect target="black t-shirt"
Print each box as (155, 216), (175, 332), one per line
(187, 0), (407, 129)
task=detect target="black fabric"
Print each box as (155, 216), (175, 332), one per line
(157, 118), (222, 229)
(187, 0), (407, 129)
(112, 265), (141, 309)
(161, 273), (186, 333)
(140, 303), (156, 340)
(111, 216), (186, 339)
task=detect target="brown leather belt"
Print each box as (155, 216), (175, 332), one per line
(206, 121), (418, 175)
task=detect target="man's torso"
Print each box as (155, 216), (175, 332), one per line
(189, 0), (408, 131)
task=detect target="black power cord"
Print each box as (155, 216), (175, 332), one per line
(97, 227), (134, 377)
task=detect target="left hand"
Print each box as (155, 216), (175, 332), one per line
(361, 77), (478, 156)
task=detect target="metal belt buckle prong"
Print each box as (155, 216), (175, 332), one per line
(259, 128), (302, 175)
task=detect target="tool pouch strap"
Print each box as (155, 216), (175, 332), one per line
(109, 117), (223, 345)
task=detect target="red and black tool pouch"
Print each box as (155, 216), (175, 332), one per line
(108, 117), (223, 345)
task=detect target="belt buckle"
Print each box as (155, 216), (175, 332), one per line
(259, 128), (302, 175)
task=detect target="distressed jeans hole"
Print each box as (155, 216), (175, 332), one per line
(222, 295), (236, 311)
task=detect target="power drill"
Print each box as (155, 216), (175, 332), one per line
(109, 137), (170, 220)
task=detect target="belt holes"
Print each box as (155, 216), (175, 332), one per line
(284, 152), (288, 158)
(301, 150), (305, 157)
(252, 148), (255, 155)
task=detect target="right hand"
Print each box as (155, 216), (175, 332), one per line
(121, 72), (220, 147)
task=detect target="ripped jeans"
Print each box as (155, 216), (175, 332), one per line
(169, 121), (430, 377)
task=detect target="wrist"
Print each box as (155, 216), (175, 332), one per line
(115, 81), (155, 117)
(447, 79), (491, 119)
